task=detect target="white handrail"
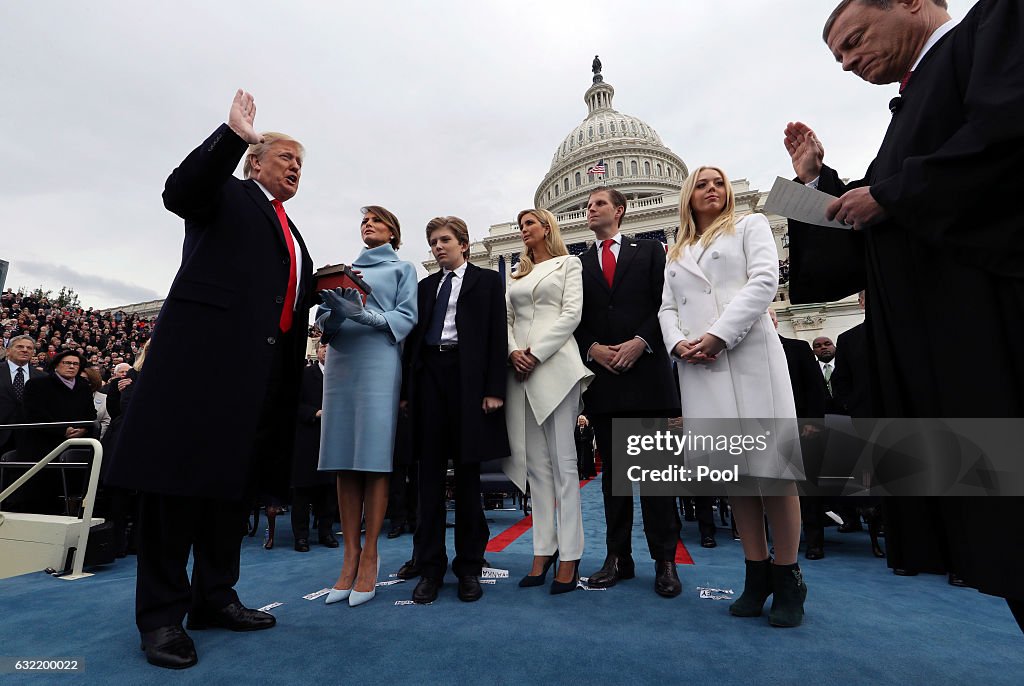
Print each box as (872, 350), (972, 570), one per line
(0, 437), (104, 579)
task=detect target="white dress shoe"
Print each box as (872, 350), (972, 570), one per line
(325, 587), (351, 604)
(348, 558), (380, 607)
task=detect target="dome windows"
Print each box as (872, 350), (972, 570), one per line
(615, 161), (623, 177)
(575, 171), (582, 187)
(644, 161), (651, 175)
(630, 160), (638, 176)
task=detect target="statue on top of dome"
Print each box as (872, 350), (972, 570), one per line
(592, 55), (603, 83)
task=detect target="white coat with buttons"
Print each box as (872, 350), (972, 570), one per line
(658, 214), (802, 479)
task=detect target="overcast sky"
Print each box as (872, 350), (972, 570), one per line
(1, 0), (979, 309)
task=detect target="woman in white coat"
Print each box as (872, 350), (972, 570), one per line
(659, 166), (807, 627)
(504, 208), (594, 594)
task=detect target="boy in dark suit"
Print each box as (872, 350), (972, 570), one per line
(402, 217), (509, 604)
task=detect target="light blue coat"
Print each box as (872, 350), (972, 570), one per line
(316, 244), (418, 472)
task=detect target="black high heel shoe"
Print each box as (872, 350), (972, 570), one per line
(550, 559), (580, 595)
(519, 552), (558, 587)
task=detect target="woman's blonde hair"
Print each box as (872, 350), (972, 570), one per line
(667, 165), (736, 263)
(133, 339), (150, 372)
(511, 209), (568, 279)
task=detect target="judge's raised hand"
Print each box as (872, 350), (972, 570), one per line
(227, 89), (263, 145)
(826, 187), (887, 231)
(783, 121), (824, 184)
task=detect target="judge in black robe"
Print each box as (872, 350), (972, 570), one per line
(784, 0), (1024, 626)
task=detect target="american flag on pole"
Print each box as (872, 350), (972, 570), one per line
(587, 159), (607, 175)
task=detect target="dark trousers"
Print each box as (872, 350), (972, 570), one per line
(801, 496), (826, 550)
(290, 484), (337, 541)
(412, 349), (487, 581)
(134, 326), (295, 632)
(135, 492), (248, 631)
(681, 497), (716, 538)
(388, 462), (418, 527)
(591, 413), (680, 562)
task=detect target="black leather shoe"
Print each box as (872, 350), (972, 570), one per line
(140, 626), (197, 670)
(654, 560), (682, 598)
(186, 602), (276, 631)
(294, 538), (310, 552)
(458, 576), (483, 602)
(700, 535), (717, 549)
(587, 554), (635, 589)
(318, 532), (339, 548)
(387, 523), (406, 539)
(838, 522), (864, 533)
(397, 559), (421, 580)
(412, 577), (442, 604)
(805, 546), (824, 560)
(893, 568), (919, 576)
(948, 573), (968, 587)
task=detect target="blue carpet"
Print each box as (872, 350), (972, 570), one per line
(1, 478), (1020, 685)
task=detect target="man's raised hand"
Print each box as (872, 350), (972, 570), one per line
(783, 121), (824, 184)
(227, 89), (263, 145)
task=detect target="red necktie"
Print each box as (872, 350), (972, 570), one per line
(899, 70), (913, 94)
(271, 199), (297, 332)
(601, 239), (616, 287)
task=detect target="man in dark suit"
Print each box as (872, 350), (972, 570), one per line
(575, 187), (682, 598)
(1, 335), (47, 457)
(771, 312), (830, 559)
(830, 293), (871, 419)
(290, 341), (338, 552)
(106, 90), (316, 668)
(785, 0), (1024, 631)
(402, 216), (509, 604)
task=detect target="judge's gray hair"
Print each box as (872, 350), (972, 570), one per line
(823, 0), (948, 42)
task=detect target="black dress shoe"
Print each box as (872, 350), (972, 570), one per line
(294, 538), (310, 552)
(700, 535), (717, 549)
(186, 602), (276, 631)
(412, 577), (442, 604)
(948, 572), (968, 587)
(387, 523), (406, 539)
(805, 546), (824, 560)
(397, 559), (421, 580)
(654, 560), (682, 598)
(140, 626), (197, 670)
(892, 568), (919, 576)
(318, 532), (339, 548)
(838, 522), (864, 533)
(458, 576), (483, 602)
(587, 554), (636, 589)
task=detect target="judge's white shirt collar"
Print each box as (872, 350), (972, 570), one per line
(913, 19), (957, 72)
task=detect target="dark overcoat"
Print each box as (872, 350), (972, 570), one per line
(106, 124), (315, 500)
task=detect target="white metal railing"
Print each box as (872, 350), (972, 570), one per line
(0, 430), (103, 580)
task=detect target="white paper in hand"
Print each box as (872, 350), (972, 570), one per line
(764, 177), (850, 230)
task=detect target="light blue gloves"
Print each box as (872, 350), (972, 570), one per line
(318, 287), (388, 332)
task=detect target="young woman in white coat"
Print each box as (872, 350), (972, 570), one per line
(659, 167), (807, 627)
(504, 208), (594, 594)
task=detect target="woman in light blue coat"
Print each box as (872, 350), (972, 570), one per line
(316, 205), (417, 606)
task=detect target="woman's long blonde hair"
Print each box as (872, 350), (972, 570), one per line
(667, 165), (736, 263)
(511, 208), (568, 279)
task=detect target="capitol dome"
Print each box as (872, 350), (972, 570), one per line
(536, 57), (688, 213)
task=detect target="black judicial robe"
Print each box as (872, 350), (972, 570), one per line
(787, 0), (1024, 600)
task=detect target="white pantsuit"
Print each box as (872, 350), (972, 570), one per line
(503, 255), (594, 560)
